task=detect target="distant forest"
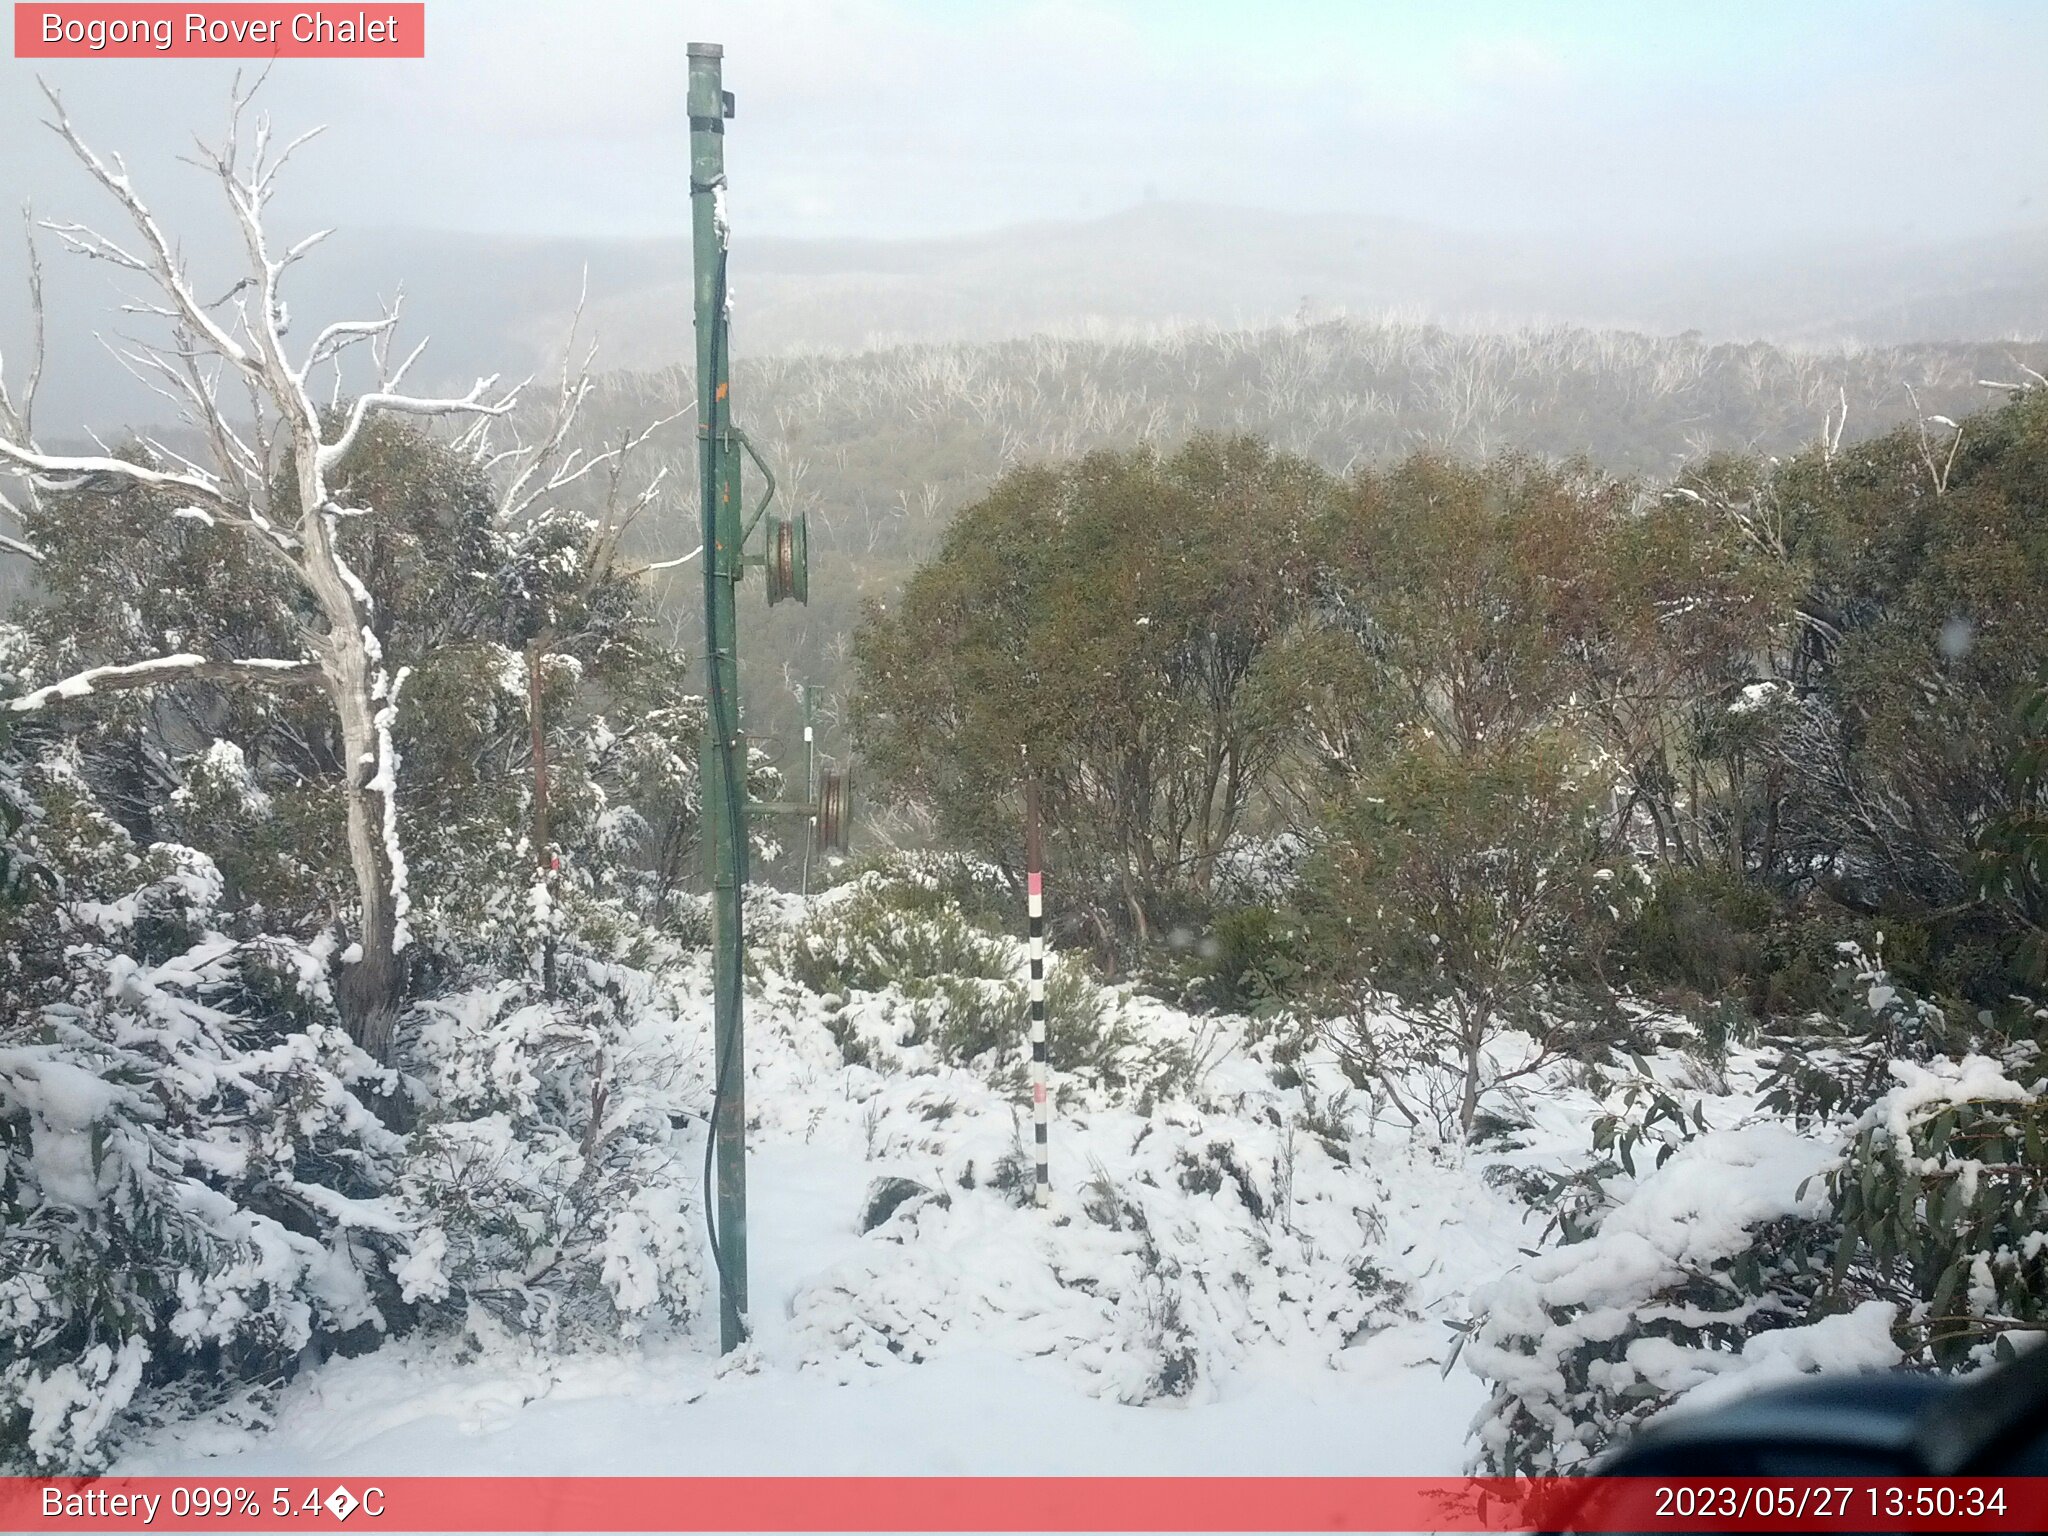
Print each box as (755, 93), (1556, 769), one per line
(7, 314), (2042, 875)
(556, 317), (2048, 846)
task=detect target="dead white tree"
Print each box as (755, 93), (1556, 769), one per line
(0, 83), (518, 1060)
(453, 293), (685, 992)
(1904, 383), (1964, 497)
(0, 206), (48, 563)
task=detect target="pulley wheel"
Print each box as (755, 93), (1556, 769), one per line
(765, 512), (809, 606)
(815, 768), (851, 854)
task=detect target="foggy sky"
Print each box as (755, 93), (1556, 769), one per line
(1, 0), (2044, 255)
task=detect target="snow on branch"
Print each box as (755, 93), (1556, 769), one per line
(626, 543), (703, 576)
(0, 205), (47, 558)
(317, 375), (517, 478)
(303, 301), (403, 376)
(0, 438), (231, 509)
(9, 653), (324, 712)
(40, 82), (257, 376)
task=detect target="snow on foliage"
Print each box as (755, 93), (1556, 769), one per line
(0, 746), (713, 1469)
(1211, 831), (1311, 906)
(0, 842), (411, 1471)
(1464, 942), (2048, 1475)
(737, 878), (1471, 1406)
(1463, 1124), (1858, 1473)
(396, 957), (708, 1345)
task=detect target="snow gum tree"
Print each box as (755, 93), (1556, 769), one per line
(1300, 734), (1628, 1138)
(0, 87), (519, 1059)
(852, 435), (1328, 946)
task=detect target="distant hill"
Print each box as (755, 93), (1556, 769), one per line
(3, 203), (2044, 434)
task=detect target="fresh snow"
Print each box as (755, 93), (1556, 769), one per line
(108, 896), (1904, 1481)
(117, 1131), (1492, 1478)
(367, 663), (413, 950)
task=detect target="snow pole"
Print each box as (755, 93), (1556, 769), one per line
(800, 684), (818, 898)
(690, 39), (749, 1354)
(1026, 774), (1050, 1207)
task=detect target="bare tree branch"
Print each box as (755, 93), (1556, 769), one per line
(0, 438), (232, 508)
(9, 653), (323, 712)
(318, 376), (514, 479)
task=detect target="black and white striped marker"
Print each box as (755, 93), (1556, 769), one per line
(1025, 777), (1049, 1208)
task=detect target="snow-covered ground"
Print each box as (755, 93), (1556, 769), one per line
(107, 885), (1776, 1481)
(117, 1134), (1490, 1478)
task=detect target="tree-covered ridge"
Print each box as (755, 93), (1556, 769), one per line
(858, 386), (2048, 1016)
(562, 319), (2048, 788)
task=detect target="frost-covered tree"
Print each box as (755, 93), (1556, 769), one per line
(0, 85), (519, 1059)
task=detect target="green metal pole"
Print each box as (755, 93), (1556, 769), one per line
(689, 39), (748, 1354)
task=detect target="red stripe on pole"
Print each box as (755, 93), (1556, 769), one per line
(4, 1477), (2045, 1532)
(1027, 871), (1042, 896)
(13, 5), (426, 58)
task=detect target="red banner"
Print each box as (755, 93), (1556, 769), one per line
(2, 1476), (2046, 1532)
(13, 5), (424, 58)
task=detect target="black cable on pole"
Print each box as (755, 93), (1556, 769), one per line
(696, 232), (748, 1330)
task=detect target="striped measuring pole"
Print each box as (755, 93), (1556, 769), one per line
(1025, 775), (1050, 1207)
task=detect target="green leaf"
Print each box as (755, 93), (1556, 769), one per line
(1938, 1174), (1966, 1231)
(1928, 1108), (1956, 1156)
(1930, 1254), (1968, 1320)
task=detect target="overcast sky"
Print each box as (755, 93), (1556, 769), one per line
(1, 0), (2044, 255)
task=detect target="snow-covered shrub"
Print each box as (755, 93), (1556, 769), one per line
(0, 724), (710, 1468)
(395, 959), (704, 1347)
(813, 849), (1015, 924)
(914, 963), (1143, 1083)
(776, 889), (1177, 1096)
(789, 1098), (1411, 1406)
(1489, 1058), (1716, 1244)
(1758, 941), (1970, 1124)
(780, 886), (1011, 995)
(1211, 831), (1311, 906)
(1466, 947), (2048, 1473)
(1463, 1125), (1864, 1474)
(0, 835), (413, 1472)
(1822, 1053), (2048, 1368)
